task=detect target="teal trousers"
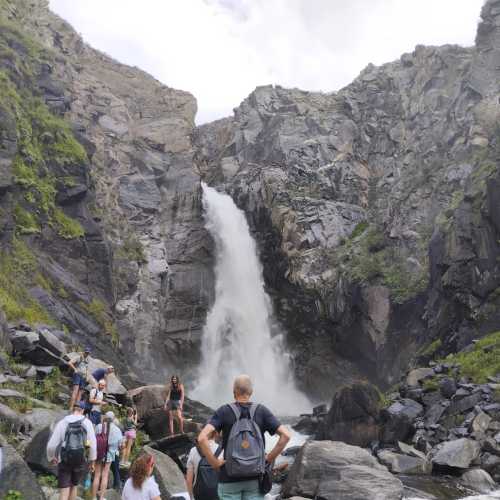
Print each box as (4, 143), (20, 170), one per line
(218, 480), (264, 500)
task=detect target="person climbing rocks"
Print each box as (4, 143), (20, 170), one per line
(89, 379), (106, 426)
(91, 365), (114, 388)
(121, 406), (138, 466)
(67, 346), (91, 410)
(164, 375), (185, 435)
(197, 374), (291, 500)
(46, 401), (97, 500)
(92, 411), (124, 500)
(122, 452), (161, 500)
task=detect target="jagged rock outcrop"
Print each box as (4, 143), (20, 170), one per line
(0, 0), (213, 383)
(194, 0), (500, 397)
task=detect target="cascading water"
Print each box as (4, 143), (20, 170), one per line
(191, 183), (310, 415)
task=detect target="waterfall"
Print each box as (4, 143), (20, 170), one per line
(192, 183), (310, 415)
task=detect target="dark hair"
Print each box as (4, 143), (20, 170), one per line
(170, 375), (180, 387)
(129, 452), (154, 489)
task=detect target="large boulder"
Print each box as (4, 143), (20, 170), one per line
(432, 438), (481, 471)
(0, 435), (46, 499)
(406, 368), (435, 387)
(24, 408), (67, 435)
(38, 328), (67, 357)
(380, 398), (423, 443)
(318, 383), (381, 447)
(10, 330), (64, 366)
(0, 401), (30, 433)
(25, 425), (56, 474)
(144, 446), (186, 499)
(143, 408), (202, 440)
(460, 468), (496, 494)
(282, 441), (403, 500)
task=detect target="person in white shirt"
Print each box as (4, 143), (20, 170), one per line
(122, 452), (161, 500)
(185, 438), (219, 500)
(46, 402), (97, 500)
(89, 379), (106, 426)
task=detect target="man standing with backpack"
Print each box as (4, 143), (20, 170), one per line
(197, 375), (291, 500)
(186, 434), (220, 500)
(47, 402), (97, 500)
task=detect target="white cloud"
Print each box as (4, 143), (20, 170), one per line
(49, 0), (484, 124)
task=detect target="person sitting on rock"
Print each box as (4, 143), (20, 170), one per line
(89, 379), (106, 426)
(91, 365), (114, 388)
(47, 401), (97, 500)
(163, 375), (185, 435)
(198, 374), (291, 500)
(92, 411), (124, 500)
(67, 346), (91, 410)
(121, 406), (138, 466)
(122, 452), (161, 500)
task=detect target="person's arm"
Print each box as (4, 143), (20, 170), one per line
(180, 384), (185, 410)
(265, 425), (290, 463)
(86, 420), (97, 462)
(163, 387), (171, 410)
(67, 355), (79, 373)
(186, 466), (195, 500)
(46, 420), (63, 463)
(198, 424), (224, 469)
(88, 389), (99, 405)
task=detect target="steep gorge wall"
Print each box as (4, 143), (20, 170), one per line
(195, 0), (500, 398)
(0, 0), (212, 384)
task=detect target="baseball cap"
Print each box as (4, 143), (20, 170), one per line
(76, 401), (86, 410)
(84, 346), (91, 353)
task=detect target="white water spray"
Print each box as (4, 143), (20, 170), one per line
(192, 183), (310, 414)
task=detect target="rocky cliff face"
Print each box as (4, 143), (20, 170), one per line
(194, 0), (500, 397)
(0, 0), (212, 383)
(1, 0), (499, 400)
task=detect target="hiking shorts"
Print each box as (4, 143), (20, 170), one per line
(125, 429), (136, 440)
(90, 410), (102, 425)
(167, 399), (181, 411)
(58, 462), (87, 488)
(218, 480), (263, 500)
(72, 373), (86, 388)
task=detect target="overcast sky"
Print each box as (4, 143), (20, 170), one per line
(49, 0), (484, 124)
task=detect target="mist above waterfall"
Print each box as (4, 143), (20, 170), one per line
(192, 183), (310, 414)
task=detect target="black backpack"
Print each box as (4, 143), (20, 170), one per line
(61, 418), (87, 466)
(193, 445), (221, 500)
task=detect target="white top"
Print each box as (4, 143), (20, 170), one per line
(90, 388), (104, 412)
(46, 414), (97, 462)
(122, 476), (161, 500)
(186, 441), (219, 484)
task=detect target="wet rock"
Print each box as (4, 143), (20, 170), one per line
(318, 382), (381, 446)
(144, 446), (186, 499)
(377, 449), (431, 475)
(439, 378), (457, 399)
(282, 441), (403, 500)
(380, 399), (423, 443)
(0, 435), (45, 499)
(460, 468), (496, 494)
(445, 392), (483, 417)
(397, 441), (427, 460)
(432, 438), (481, 471)
(25, 425), (56, 474)
(471, 411), (492, 434)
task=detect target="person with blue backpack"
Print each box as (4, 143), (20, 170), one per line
(197, 374), (291, 500)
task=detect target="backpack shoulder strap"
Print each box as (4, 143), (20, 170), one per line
(228, 403), (241, 421)
(249, 403), (259, 421)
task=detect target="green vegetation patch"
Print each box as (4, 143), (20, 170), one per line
(116, 234), (147, 264)
(418, 338), (442, 358)
(444, 331), (500, 383)
(331, 225), (429, 304)
(0, 238), (53, 324)
(52, 207), (84, 239)
(79, 298), (119, 346)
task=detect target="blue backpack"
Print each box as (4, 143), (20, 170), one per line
(224, 403), (265, 479)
